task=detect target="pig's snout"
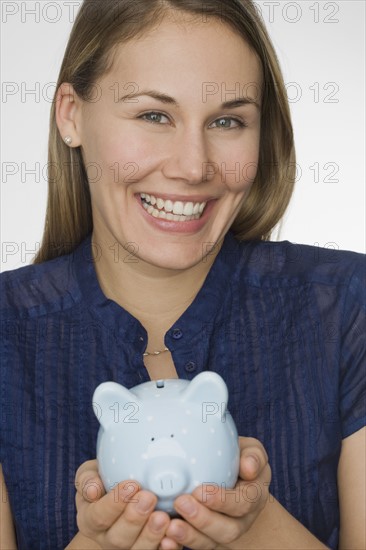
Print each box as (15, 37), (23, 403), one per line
(147, 458), (189, 498)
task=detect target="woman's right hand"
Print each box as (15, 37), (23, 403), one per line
(75, 460), (181, 550)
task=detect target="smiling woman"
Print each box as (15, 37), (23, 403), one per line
(32, 0), (294, 266)
(54, 14), (264, 271)
(0, 1), (365, 550)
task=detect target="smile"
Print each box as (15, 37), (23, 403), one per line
(140, 193), (207, 222)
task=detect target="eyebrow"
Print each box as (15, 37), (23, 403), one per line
(118, 89), (260, 109)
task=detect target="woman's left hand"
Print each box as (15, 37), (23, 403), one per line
(161, 436), (271, 550)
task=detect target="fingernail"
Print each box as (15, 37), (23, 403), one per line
(82, 480), (103, 501)
(136, 494), (154, 514)
(169, 523), (186, 540)
(119, 481), (138, 501)
(176, 497), (197, 517)
(151, 514), (167, 532)
(245, 455), (259, 472)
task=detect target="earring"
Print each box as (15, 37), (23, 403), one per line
(64, 136), (72, 146)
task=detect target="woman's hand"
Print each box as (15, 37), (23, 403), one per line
(75, 460), (182, 550)
(162, 437), (271, 549)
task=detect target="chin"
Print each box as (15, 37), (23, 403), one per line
(143, 248), (204, 271)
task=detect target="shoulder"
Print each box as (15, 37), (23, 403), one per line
(0, 251), (81, 320)
(233, 238), (365, 290)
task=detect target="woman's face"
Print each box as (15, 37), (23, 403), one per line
(77, 15), (262, 270)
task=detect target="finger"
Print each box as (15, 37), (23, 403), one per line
(166, 518), (215, 550)
(131, 511), (170, 550)
(159, 539), (183, 550)
(75, 460), (105, 502)
(169, 495), (243, 547)
(192, 460), (271, 518)
(103, 490), (158, 549)
(192, 480), (246, 517)
(194, 479), (265, 516)
(241, 453), (262, 480)
(75, 459), (98, 483)
(238, 437), (269, 465)
(76, 480), (140, 536)
(238, 440), (269, 480)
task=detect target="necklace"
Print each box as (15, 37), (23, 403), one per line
(143, 346), (170, 357)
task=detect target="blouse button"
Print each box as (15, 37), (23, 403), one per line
(185, 361), (197, 373)
(172, 328), (183, 340)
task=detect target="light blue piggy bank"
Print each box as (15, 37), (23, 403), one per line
(93, 372), (240, 515)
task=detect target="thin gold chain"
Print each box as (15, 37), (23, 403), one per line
(143, 347), (170, 357)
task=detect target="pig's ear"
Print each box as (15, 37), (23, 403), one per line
(181, 372), (228, 408)
(92, 382), (140, 430)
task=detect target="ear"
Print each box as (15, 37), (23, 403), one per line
(181, 372), (228, 409)
(54, 82), (83, 147)
(92, 382), (140, 430)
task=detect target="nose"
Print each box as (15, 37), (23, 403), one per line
(147, 463), (189, 498)
(161, 126), (214, 185)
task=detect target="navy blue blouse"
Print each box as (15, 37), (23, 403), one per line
(1, 231), (365, 549)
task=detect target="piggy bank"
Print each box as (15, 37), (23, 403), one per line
(93, 372), (240, 515)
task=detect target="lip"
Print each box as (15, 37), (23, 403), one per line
(136, 194), (218, 234)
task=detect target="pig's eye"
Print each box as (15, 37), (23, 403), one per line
(151, 437), (155, 441)
(170, 434), (174, 438)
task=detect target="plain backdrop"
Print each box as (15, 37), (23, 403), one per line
(1, 0), (365, 271)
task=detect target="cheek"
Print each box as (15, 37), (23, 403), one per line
(99, 134), (161, 184)
(221, 138), (260, 192)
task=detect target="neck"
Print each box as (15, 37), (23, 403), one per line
(91, 232), (221, 332)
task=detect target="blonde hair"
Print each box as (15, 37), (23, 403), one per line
(33, 0), (295, 263)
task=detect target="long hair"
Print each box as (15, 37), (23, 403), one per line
(33, 0), (296, 263)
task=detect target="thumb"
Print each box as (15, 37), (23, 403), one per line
(241, 453), (261, 480)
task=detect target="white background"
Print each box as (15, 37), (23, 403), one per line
(1, 0), (365, 271)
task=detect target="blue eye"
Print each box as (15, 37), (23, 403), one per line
(138, 112), (247, 129)
(138, 112), (170, 124)
(211, 117), (246, 130)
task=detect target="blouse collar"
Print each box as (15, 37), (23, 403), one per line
(72, 231), (241, 346)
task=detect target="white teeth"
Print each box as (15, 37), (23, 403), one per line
(164, 199), (173, 212)
(140, 193), (208, 222)
(183, 202), (194, 216)
(193, 203), (200, 215)
(172, 201), (184, 215)
(156, 198), (165, 210)
(142, 200), (201, 222)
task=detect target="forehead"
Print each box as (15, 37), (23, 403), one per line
(102, 17), (262, 102)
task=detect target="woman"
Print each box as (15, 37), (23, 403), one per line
(1, 1), (364, 549)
